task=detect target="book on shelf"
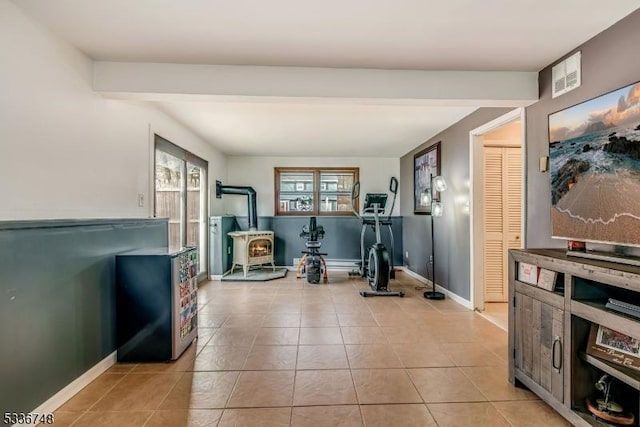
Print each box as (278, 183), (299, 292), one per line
(605, 298), (640, 320)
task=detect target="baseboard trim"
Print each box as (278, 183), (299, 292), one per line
(400, 267), (473, 310)
(22, 351), (117, 426)
(476, 311), (508, 332)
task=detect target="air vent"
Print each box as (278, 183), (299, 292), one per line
(552, 51), (581, 98)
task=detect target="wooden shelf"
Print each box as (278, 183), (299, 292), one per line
(574, 408), (624, 427)
(580, 352), (640, 391)
(514, 278), (564, 296)
(571, 300), (640, 339)
(512, 249), (640, 292)
(514, 279), (565, 309)
(510, 249), (640, 427)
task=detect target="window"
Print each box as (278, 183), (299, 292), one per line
(275, 167), (359, 216)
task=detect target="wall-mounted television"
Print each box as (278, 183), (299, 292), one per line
(549, 81), (640, 247)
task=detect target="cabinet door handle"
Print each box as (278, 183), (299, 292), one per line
(552, 336), (562, 373)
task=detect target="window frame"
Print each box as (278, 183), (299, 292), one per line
(274, 167), (359, 216)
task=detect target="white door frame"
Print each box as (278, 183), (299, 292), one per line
(469, 107), (526, 311)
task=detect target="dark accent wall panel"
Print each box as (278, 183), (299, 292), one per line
(526, 9), (640, 250)
(234, 216), (403, 267)
(0, 219), (167, 415)
(400, 108), (512, 301)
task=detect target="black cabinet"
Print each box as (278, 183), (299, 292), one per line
(116, 247), (198, 362)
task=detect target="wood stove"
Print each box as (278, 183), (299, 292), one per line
(228, 231), (275, 277)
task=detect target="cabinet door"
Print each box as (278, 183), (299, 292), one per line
(514, 292), (564, 402)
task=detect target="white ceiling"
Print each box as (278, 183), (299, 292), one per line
(154, 101), (476, 157)
(14, 0), (639, 71)
(13, 0), (639, 157)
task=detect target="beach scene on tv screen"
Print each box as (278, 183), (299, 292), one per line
(550, 81), (640, 246)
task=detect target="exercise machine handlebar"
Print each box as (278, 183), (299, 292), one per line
(387, 177), (398, 221)
(351, 181), (361, 218)
(350, 177), (398, 218)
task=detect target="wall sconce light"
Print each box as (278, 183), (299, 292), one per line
(539, 156), (549, 173)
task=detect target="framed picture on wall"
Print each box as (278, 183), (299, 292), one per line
(414, 141), (441, 214)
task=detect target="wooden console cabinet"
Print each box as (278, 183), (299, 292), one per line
(509, 249), (640, 426)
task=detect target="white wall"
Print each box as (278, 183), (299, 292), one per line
(226, 156), (401, 216)
(0, 1), (227, 220)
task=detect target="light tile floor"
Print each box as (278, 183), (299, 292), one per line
(46, 271), (570, 426)
(479, 302), (508, 331)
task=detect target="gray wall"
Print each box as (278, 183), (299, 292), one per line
(400, 108), (512, 300)
(235, 216), (403, 268)
(400, 8), (640, 300)
(526, 9), (640, 249)
(0, 219), (167, 415)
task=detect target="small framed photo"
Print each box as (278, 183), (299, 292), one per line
(295, 183), (304, 191)
(537, 268), (558, 291)
(587, 324), (640, 371)
(517, 262), (539, 286)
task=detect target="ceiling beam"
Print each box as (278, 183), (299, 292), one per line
(93, 62), (538, 106)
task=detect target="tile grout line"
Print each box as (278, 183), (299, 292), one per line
(337, 298), (366, 426)
(77, 273), (530, 426)
(66, 364), (136, 426)
(142, 369), (188, 427)
(221, 370), (245, 420)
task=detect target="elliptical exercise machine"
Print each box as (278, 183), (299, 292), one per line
(296, 217), (328, 284)
(349, 177), (404, 297)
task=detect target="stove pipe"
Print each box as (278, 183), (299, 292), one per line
(216, 181), (258, 230)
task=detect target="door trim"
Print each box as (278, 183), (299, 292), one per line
(469, 107), (526, 311)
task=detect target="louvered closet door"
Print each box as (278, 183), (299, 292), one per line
(505, 147), (523, 271)
(483, 146), (522, 302)
(483, 147), (505, 301)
